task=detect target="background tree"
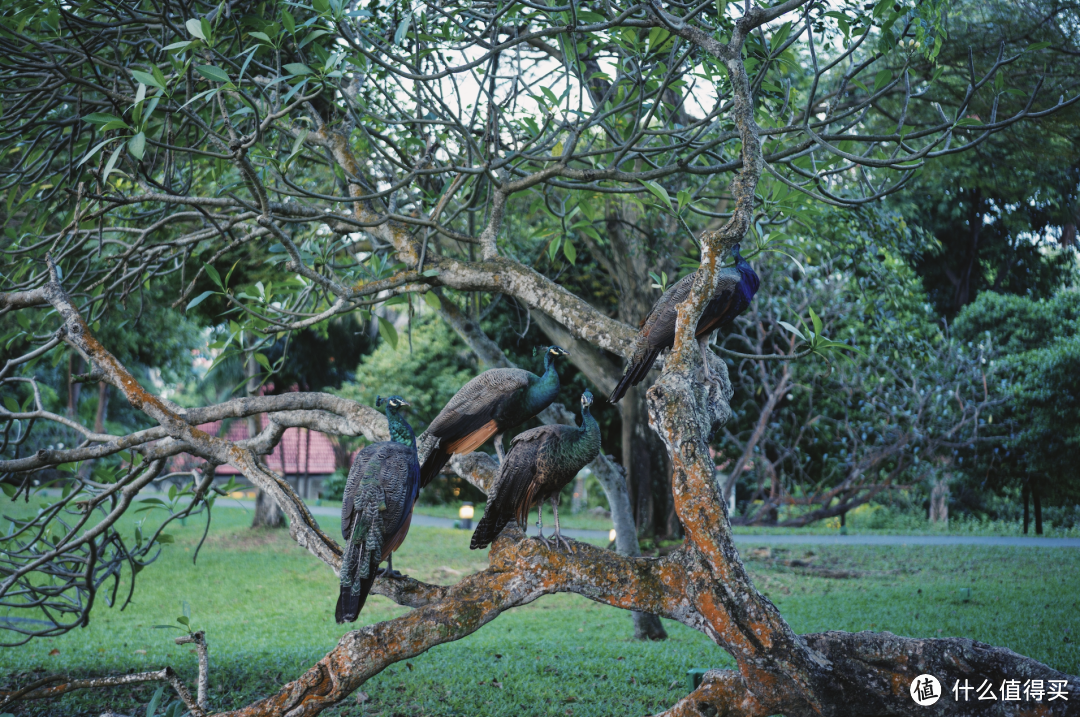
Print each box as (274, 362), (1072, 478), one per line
(952, 290), (1080, 533)
(2, 0), (1080, 714)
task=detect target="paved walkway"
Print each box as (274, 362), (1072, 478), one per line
(215, 500), (1080, 547)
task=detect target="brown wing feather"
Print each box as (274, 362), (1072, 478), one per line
(382, 508), (413, 559)
(444, 419), (499, 454)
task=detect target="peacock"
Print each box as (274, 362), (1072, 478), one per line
(336, 395), (420, 624)
(609, 243), (760, 403)
(418, 345), (569, 487)
(470, 390), (601, 552)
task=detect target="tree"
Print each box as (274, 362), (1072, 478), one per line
(716, 228), (1005, 528)
(3, 0), (1080, 715)
(953, 290), (1080, 533)
(893, 0), (1080, 314)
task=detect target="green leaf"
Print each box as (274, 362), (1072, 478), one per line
(3, 396), (19, 413)
(377, 316), (398, 350)
(778, 321), (805, 341)
(547, 235), (563, 261)
(283, 63), (313, 76)
(394, 13), (413, 45)
(676, 189), (691, 214)
(176, 615), (190, 628)
(639, 180), (673, 211)
(313, 0), (330, 11)
(280, 10), (296, 35)
(163, 40), (192, 52)
(203, 263), (223, 289)
(254, 352), (271, 371)
(1027, 41), (1052, 51)
(185, 290), (215, 312)
(808, 306), (823, 337)
(196, 65), (231, 84)
(127, 132), (146, 161)
(185, 18), (206, 39)
(83, 112), (126, 125)
(563, 239), (577, 265)
(146, 686), (165, 717)
(249, 31), (273, 44)
(873, 69), (892, 93)
(101, 146), (123, 184)
(423, 292), (441, 310)
(157, 533), (174, 544)
(131, 70), (165, 90)
(954, 117), (982, 127)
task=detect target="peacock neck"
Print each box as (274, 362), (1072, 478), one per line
(387, 411), (416, 449)
(572, 406), (601, 460)
(579, 406), (598, 435)
(525, 355), (560, 410)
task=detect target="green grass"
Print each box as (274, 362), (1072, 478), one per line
(2, 500), (1078, 716)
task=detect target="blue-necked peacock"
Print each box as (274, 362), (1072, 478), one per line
(336, 395), (420, 624)
(470, 390), (601, 552)
(610, 243), (760, 403)
(418, 345), (569, 486)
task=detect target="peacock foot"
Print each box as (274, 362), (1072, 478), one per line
(534, 534), (552, 549)
(553, 532), (575, 553)
(375, 567), (406, 579)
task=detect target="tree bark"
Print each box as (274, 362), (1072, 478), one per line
(930, 477), (949, 526)
(248, 352), (284, 529)
(1033, 479), (1043, 536)
(1022, 480), (1030, 534)
(93, 382), (109, 434)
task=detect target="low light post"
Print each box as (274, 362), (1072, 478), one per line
(457, 502), (474, 530)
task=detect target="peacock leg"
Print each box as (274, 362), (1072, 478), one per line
(494, 433), (506, 465)
(535, 505), (551, 548)
(551, 498), (574, 553)
(376, 554), (404, 579)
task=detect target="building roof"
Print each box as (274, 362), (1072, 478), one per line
(170, 416), (339, 477)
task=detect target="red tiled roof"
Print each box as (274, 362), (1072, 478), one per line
(170, 416), (338, 476)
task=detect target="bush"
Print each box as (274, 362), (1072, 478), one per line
(320, 471), (348, 501)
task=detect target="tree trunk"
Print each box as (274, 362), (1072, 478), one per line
(247, 351), (284, 529)
(253, 489), (285, 529)
(93, 382), (109, 434)
(622, 385), (671, 537)
(66, 354), (83, 417)
(584, 450), (668, 642)
(1022, 480), (1030, 534)
(571, 471), (587, 513)
(1033, 479), (1043, 536)
(929, 476), (949, 526)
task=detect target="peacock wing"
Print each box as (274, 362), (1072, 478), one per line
(341, 443), (381, 541)
(510, 426), (569, 524)
(425, 368), (533, 452)
(375, 442), (421, 552)
(429, 369), (531, 431)
(696, 267), (744, 333)
(637, 272), (698, 354)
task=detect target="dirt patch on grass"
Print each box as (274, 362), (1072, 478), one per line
(202, 528), (297, 552)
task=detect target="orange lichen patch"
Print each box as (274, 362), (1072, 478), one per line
(888, 671), (909, 696)
(445, 420), (498, 454)
(659, 670), (768, 717)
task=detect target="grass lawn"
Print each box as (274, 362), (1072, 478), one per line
(1, 500), (1078, 716)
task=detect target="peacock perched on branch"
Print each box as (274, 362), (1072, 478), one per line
(609, 243), (760, 403)
(418, 345), (569, 486)
(336, 396), (420, 624)
(470, 390), (601, 552)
